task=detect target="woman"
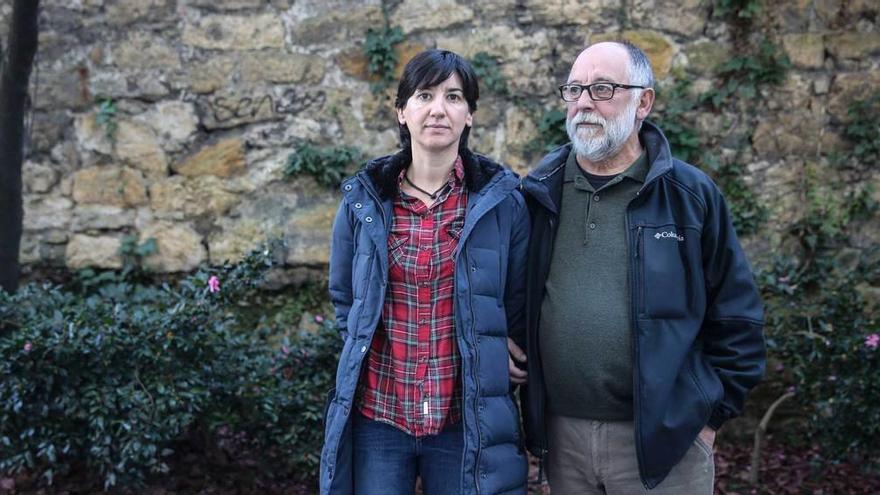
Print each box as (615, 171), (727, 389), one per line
(319, 49), (529, 495)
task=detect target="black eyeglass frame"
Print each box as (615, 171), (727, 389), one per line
(557, 82), (647, 102)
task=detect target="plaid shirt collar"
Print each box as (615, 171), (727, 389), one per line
(397, 156), (466, 204)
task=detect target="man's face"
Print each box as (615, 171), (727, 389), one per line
(564, 43), (644, 163)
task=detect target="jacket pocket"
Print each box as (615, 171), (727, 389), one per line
(637, 224), (702, 319)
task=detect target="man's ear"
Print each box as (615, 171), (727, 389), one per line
(636, 88), (655, 121)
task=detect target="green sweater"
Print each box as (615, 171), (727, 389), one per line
(538, 149), (648, 420)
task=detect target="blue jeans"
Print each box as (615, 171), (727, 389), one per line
(352, 411), (464, 495)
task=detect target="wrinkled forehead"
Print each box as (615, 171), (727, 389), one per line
(568, 43), (631, 83)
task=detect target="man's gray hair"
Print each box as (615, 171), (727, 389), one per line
(617, 40), (655, 89)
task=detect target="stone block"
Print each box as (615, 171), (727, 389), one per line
(37, 64), (92, 111)
(631, 0), (707, 37)
(240, 52), (326, 85)
(291, 6), (383, 45)
(106, 0), (170, 25)
(115, 120), (169, 177)
(828, 72), (880, 122)
(89, 70), (170, 100)
(826, 31), (880, 60)
(519, 0), (609, 26)
(182, 13), (285, 50)
(71, 205), (136, 231)
(173, 137), (246, 177)
(685, 41), (731, 74)
(66, 234), (123, 269)
(337, 41), (426, 81)
(208, 218), (272, 263)
(592, 30), (675, 79)
(188, 56), (237, 94)
(135, 101), (199, 151)
(23, 196), (73, 231)
(112, 32), (181, 70)
(75, 112), (113, 156)
(391, 0), (474, 33)
(140, 222), (207, 273)
(187, 0), (263, 9)
(23, 161), (60, 194)
(149, 176), (241, 218)
(72, 166), (148, 207)
(782, 33), (825, 69)
(284, 204), (335, 264)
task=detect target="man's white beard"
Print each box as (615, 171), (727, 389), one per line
(566, 99), (638, 163)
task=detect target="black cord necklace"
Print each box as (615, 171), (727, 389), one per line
(404, 174), (447, 200)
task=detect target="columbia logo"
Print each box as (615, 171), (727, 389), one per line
(654, 231), (684, 241)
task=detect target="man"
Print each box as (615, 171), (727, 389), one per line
(512, 41), (766, 493)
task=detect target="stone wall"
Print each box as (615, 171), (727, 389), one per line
(5, 0), (879, 282)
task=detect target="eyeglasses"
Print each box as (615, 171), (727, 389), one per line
(558, 82), (646, 102)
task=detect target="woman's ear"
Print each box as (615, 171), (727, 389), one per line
(397, 107), (406, 125)
(465, 112), (473, 127)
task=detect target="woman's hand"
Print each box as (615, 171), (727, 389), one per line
(507, 338), (527, 385)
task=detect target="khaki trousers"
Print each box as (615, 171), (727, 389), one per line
(546, 415), (714, 494)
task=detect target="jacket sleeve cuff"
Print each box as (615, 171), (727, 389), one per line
(707, 407), (730, 430)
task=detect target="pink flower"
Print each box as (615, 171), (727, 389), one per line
(314, 314), (324, 323)
(865, 333), (879, 350)
(23, 341), (33, 353)
(281, 344), (290, 355)
(208, 275), (220, 293)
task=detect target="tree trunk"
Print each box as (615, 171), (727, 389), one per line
(0, 0), (40, 294)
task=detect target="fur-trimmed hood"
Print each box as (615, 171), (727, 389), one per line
(360, 149), (503, 200)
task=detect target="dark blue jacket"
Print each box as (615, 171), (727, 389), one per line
(520, 122), (765, 488)
(320, 151), (530, 495)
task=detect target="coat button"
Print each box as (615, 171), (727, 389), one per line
(361, 345), (367, 353)
(344, 184), (352, 191)
(589, 222), (596, 229)
(354, 202), (362, 209)
(365, 216), (373, 223)
(593, 195), (600, 201)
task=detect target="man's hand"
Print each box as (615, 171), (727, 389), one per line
(698, 426), (716, 449)
(507, 338), (527, 385)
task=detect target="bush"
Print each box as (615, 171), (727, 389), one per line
(0, 247), (341, 489)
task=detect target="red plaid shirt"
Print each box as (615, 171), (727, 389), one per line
(356, 157), (467, 437)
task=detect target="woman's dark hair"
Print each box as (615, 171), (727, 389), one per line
(394, 49), (479, 155)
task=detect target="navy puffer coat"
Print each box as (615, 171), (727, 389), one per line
(320, 151), (530, 495)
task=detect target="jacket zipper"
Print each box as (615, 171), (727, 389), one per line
(464, 247), (483, 495)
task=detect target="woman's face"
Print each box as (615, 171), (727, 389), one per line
(397, 73), (473, 156)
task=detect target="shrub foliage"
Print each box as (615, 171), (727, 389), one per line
(0, 247), (341, 489)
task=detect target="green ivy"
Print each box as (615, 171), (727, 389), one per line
(651, 79), (701, 163)
(527, 108), (568, 155)
(712, 0), (761, 19)
(842, 93), (880, 164)
(363, 23), (404, 94)
(284, 143), (363, 189)
(470, 52), (509, 97)
(702, 155), (768, 236)
(96, 97), (118, 142)
(702, 39), (790, 108)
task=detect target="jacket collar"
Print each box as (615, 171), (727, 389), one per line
(361, 149), (503, 200)
(522, 120), (675, 215)
(339, 150), (518, 239)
